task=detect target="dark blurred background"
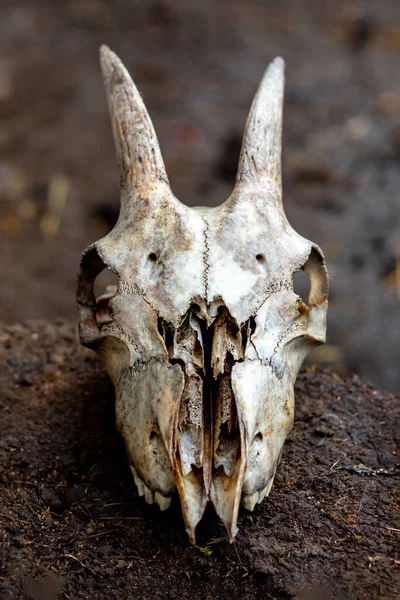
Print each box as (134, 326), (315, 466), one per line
(0, 0), (399, 392)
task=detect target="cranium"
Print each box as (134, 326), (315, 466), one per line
(76, 46), (328, 544)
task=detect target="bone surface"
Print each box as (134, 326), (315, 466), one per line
(77, 45), (329, 544)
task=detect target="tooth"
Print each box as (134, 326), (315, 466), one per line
(130, 465), (145, 497)
(130, 465), (157, 505)
(155, 491), (172, 511)
(263, 475), (275, 499)
(258, 486), (268, 503)
(258, 477), (274, 503)
(137, 481), (146, 497)
(144, 485), (154, 505)
(241, 491), (259, 511)
(242, 475), (276, 512)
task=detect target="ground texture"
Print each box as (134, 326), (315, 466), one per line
(0, 321), (398, 600)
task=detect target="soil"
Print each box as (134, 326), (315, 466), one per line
(0, 320), (398, 600)
(1, 0), (400, 391)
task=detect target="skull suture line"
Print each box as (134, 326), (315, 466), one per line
(77, 46), (329, 544)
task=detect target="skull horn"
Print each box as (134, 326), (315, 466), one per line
(100, 45), (169, 201)
(236, 57), (285, 191)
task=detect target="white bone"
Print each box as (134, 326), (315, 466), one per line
(99, 45), (168, 196)
(236, 56), (284, 186)
(77, 46), (329, 545)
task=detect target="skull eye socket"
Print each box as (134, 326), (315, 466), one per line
(293, 247), (329, 307)
(77, 246), (118, 327)
(94, 268), (118, 303)
(293, 269), (311, 305)
(94, 268), (118, 326)
(148, 253), (158, 262)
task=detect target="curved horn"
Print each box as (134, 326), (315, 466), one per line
(100, 45), (169, 193)
(236, 57), (285, 187)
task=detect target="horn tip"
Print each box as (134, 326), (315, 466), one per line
(99, 44), (123, 81)
(256, 56), (285, 96)
(267, 55), (285, 75)
(99, 44), (114, 63)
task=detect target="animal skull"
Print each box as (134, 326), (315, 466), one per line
(77, 46), (328, 544)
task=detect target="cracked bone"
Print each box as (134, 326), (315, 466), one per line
(77, 45), (329, 544)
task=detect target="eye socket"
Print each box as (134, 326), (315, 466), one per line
(94, 268), (118, 302)
(293, 269), (311, 303)
(256, 253), (266, 264)
(292, 247), (329, 307)
(77, 247), (117, 327)
(148, 253), (158, 262)
(94, 268), (118, 326)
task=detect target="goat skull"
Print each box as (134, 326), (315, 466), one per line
(76, 46), (328, 544)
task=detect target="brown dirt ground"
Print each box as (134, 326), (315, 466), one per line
(0, 321), (398, 600)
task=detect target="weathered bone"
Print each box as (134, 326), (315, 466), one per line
(236, 56), (284, 187)
(77, 45), (329, 544)
(100, 46), (169, 214)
